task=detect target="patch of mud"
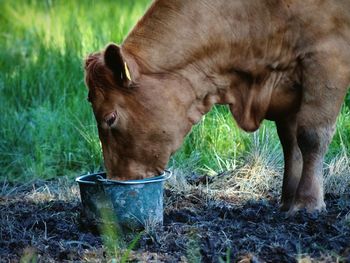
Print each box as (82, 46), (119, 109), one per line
(146, 190), (350, 262)
(0, 187), (101, 262)
(0, 178), (349, 262)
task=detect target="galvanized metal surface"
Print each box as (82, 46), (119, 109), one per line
(76, 171), (171, 231)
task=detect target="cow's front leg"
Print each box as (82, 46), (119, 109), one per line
(288, 124), (335, 214)
(276, 117), (302, 211)
(287, 52), (349, 214)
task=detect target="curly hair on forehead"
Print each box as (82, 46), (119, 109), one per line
(84, 44), (136, 99)
(84, 52), (117, 94)
(84, 52), (101, 70)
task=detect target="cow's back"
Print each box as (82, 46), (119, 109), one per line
(290, 0), (350, 50)
(125, 0), (350, 72)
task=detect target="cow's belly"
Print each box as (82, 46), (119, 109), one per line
(266, 82), (302, 120)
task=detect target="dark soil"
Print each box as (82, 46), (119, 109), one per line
(1, 178), (350, 262)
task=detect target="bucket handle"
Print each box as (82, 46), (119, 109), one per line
(96, 170), (172, 185)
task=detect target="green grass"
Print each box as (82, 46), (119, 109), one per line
(1, 0), (350, 182)
(0, 0), (150, 180)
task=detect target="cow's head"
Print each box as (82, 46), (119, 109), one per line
(84, 44), (192, 180)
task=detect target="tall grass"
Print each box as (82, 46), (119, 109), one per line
(0, 0), (150, 180)
(1, 0), (349, 182)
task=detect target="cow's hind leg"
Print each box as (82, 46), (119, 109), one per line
(276, 117), (302, 211)
(288, 54), (349, 214)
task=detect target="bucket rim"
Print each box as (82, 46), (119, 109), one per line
(76, 170), (172, 185)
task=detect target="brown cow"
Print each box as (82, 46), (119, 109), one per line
(84, 0), (350, 214)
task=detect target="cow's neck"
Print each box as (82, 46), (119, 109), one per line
(122, 0), (295, 131)
(123, 1), (244, 72)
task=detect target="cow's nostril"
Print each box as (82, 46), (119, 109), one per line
(104, 112), (117, 127)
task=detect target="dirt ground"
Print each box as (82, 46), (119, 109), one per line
(1, 175), (349, 263)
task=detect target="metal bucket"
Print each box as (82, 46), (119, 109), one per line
(76, 170), (172, 231)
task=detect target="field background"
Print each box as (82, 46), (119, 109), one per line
(1, 0), (350, 192)
(1, 1), (350, 262)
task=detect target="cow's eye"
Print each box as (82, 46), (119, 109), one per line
(104, 112), (117, 127)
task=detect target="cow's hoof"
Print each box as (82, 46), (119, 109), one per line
(286, 199), (326, 217)
(279, 200), (293, 212)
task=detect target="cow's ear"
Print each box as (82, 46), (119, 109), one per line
(104, 43), (129, 87)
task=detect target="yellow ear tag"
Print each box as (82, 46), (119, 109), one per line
(124, 62), (131, 81)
